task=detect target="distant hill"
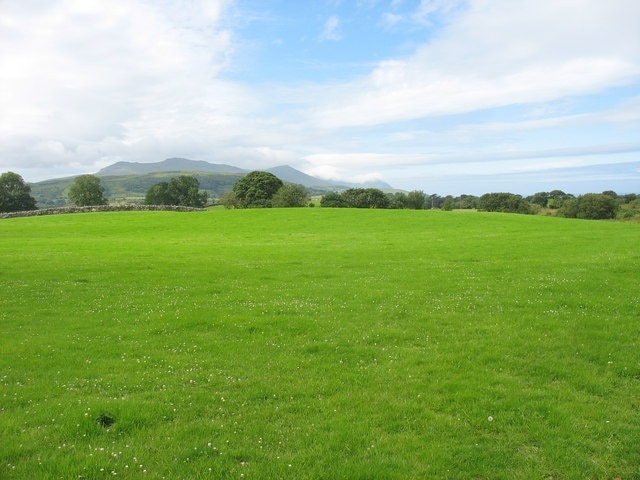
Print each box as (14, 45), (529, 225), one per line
(96, 158), (391, 189)
(265, 165), (342, 188)
(96, 158), (246, 176)
(30, 158), (393, 207)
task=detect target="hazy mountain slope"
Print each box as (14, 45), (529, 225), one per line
(265, 165), (343, 188)
(97, 158), (247, 176)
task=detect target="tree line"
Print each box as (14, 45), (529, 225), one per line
(320, 188), (638, 220)
(2, 170), (638, 221)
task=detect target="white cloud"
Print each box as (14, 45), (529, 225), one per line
(320, 15), (342, 41)
(353, 171), (386, 183)
(0, 0), (253, 178)
(310, 0), (640, 128)
(412, 0), (464, 24)
(380, 0), (465, 30)
(304, 164), (344, 181)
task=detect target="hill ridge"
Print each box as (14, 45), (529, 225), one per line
(96, 158), (392, 189)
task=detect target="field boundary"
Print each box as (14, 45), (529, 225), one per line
(0, 204), (204, 219)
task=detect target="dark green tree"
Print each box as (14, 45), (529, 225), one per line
(560, 193), (618, 220)
(68, 174), (108, 206)
(387, 192), (408, 209)
(528, 192), (550, 208)
(406, 190), (426, 209)
(320, 192), (347, 207)
(272, 184), (309, 207)
(144, 182), (170, 205)
(232, 171), (284, 208)
(547, 190), (573, 209)
(341, 188), (389, 208)
(478, 192), (533, 214)
(578, 193), (618, 219)
(168, 175), (208, 207)
(442, 196), (455, 211)
(558, 198), (579, 218)
(0, 171), (37, 212)
(456, 194), (478, 209)
(144, 176), (207, 207)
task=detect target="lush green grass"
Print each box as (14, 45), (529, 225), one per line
(1, 209), (639, 479)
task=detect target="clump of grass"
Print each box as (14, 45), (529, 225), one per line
(96, 413), (115, 428)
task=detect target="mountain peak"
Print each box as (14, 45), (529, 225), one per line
(97, 158), (246, 176)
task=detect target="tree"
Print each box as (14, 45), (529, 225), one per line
(547, 190), (573, 209)
(442, 196), (454, 211)
(428, 194), (444, 209)
(0, 171), (37, 212)
(558, 198), (579, 218)
(387, 192), (408, 209)
(272, 184), (309, 207)
(578, 194), (618, 219)
(478, 192), (533, 214)
(406, 190), (426, 209)
(68, 175), (108, 206)
(219, 191), (239, 209)
(559, 193), (618, 220)
(144, 176), (208, 207)
(341, 188), (390, 208)
(456, 194), (478, 209)
(145, 182), (170, 205)
(232, 171), (284, 208)
(167, 175), (207, 207)
(320, 192), (347, 207)
(528, 192), (550, 208)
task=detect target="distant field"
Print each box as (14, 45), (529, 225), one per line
(1, 209), (639, 479)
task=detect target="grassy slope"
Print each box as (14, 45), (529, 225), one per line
(1, 209), (639, 479)
(30, 172), (244, 207)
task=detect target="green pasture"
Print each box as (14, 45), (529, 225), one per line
(1, 209), (639, 479)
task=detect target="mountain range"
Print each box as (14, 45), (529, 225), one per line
(96, 158), (391, 189)
(30, 158), (392, 207)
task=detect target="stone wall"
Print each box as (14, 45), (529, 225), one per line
(0, 204), (204, 219)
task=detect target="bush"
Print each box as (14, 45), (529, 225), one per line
(478, 193), (533, 214)
(617, 198), (640, 221)
(320, 193), (347, 208)
(559, 193), (618, 220)
(340, 188), (390, 208)
(272, 184), (309, 207)
(144, 176), (208, 207)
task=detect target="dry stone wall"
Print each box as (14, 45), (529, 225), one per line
(0, 204), (204, 219)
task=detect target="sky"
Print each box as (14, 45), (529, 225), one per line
(1, 0), (640, 195)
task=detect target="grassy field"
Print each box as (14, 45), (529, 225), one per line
(1, 208), (639, 479)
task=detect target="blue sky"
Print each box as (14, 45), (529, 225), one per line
(1, 0), (639, 195)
